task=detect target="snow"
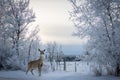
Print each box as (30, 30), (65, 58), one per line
(0, 61), (119, 80)
(59, 61), (90, 74)
(0, 70), (120, 80)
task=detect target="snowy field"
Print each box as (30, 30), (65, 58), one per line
(0, 70), (120, 80)
(59, 61), (90, 73)
(0, 61), (120, 80)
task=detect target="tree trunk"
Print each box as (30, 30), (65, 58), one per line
(16, 40), (19, 56)
(28, 40), (33, 62)
(115, 63), (120, 76)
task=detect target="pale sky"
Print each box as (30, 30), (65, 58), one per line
(30, 0), (87, 54)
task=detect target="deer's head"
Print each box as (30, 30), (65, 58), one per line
(38, 49), (45, 55)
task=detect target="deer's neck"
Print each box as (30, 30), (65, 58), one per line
(40, 55), (43, 60)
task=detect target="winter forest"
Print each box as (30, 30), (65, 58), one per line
(0, 0), (120, 80)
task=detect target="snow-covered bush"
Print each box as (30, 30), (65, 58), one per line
(90, 63), (102, 76)
(105, 65), (116, 76)
(5, 55), (21, 70)
(42, 62), (51, 73)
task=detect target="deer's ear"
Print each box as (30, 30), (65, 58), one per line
(43, 49), (45, 52)
(38, 49), (41, 51)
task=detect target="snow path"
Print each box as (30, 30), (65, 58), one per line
(0, 71), (120, 80)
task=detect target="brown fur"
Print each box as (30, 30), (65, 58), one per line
(26, 49), (45, 76)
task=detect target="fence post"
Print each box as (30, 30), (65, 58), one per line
(63, 58), (66, 71)
(75, 61), (77, 72)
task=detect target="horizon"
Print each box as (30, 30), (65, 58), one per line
(30, 0), (87, 55)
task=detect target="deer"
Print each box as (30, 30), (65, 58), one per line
(26, 49), (45, 76)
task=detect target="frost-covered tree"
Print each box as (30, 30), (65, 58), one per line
(46, 42), (57, 71)
(0, 0), (40, 70)
(69, 0), (120, 76)
(26, 25), (40, 62)
(7, 0), (35, 56)
(0, 0), (14, 70)
(56, 45), (64, 70)
(46, 42), (63, 71)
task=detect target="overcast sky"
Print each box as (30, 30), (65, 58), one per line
(30, 0), (87, 55)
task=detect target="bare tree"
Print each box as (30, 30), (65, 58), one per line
(46, 42), (64, 71)
(56, 45), (64, 70)
(27, 25), (40, 62)
(46, 42), (57, 71)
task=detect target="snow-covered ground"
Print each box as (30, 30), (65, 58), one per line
(0, 61), (120, 80)
(0, 70), (120, 80)
(59, 61), (90, 73)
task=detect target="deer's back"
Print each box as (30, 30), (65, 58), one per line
(28, 59), (43, 68)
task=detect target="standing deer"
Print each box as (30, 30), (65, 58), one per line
(26, 49), (45, 76)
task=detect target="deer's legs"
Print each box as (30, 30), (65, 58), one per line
(26, 67), (30, 75)
(38, 63), (43, 76)
(38, 67), (42, 76)
(26, 69), (28, 74)
(31, 69), (34, 75)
